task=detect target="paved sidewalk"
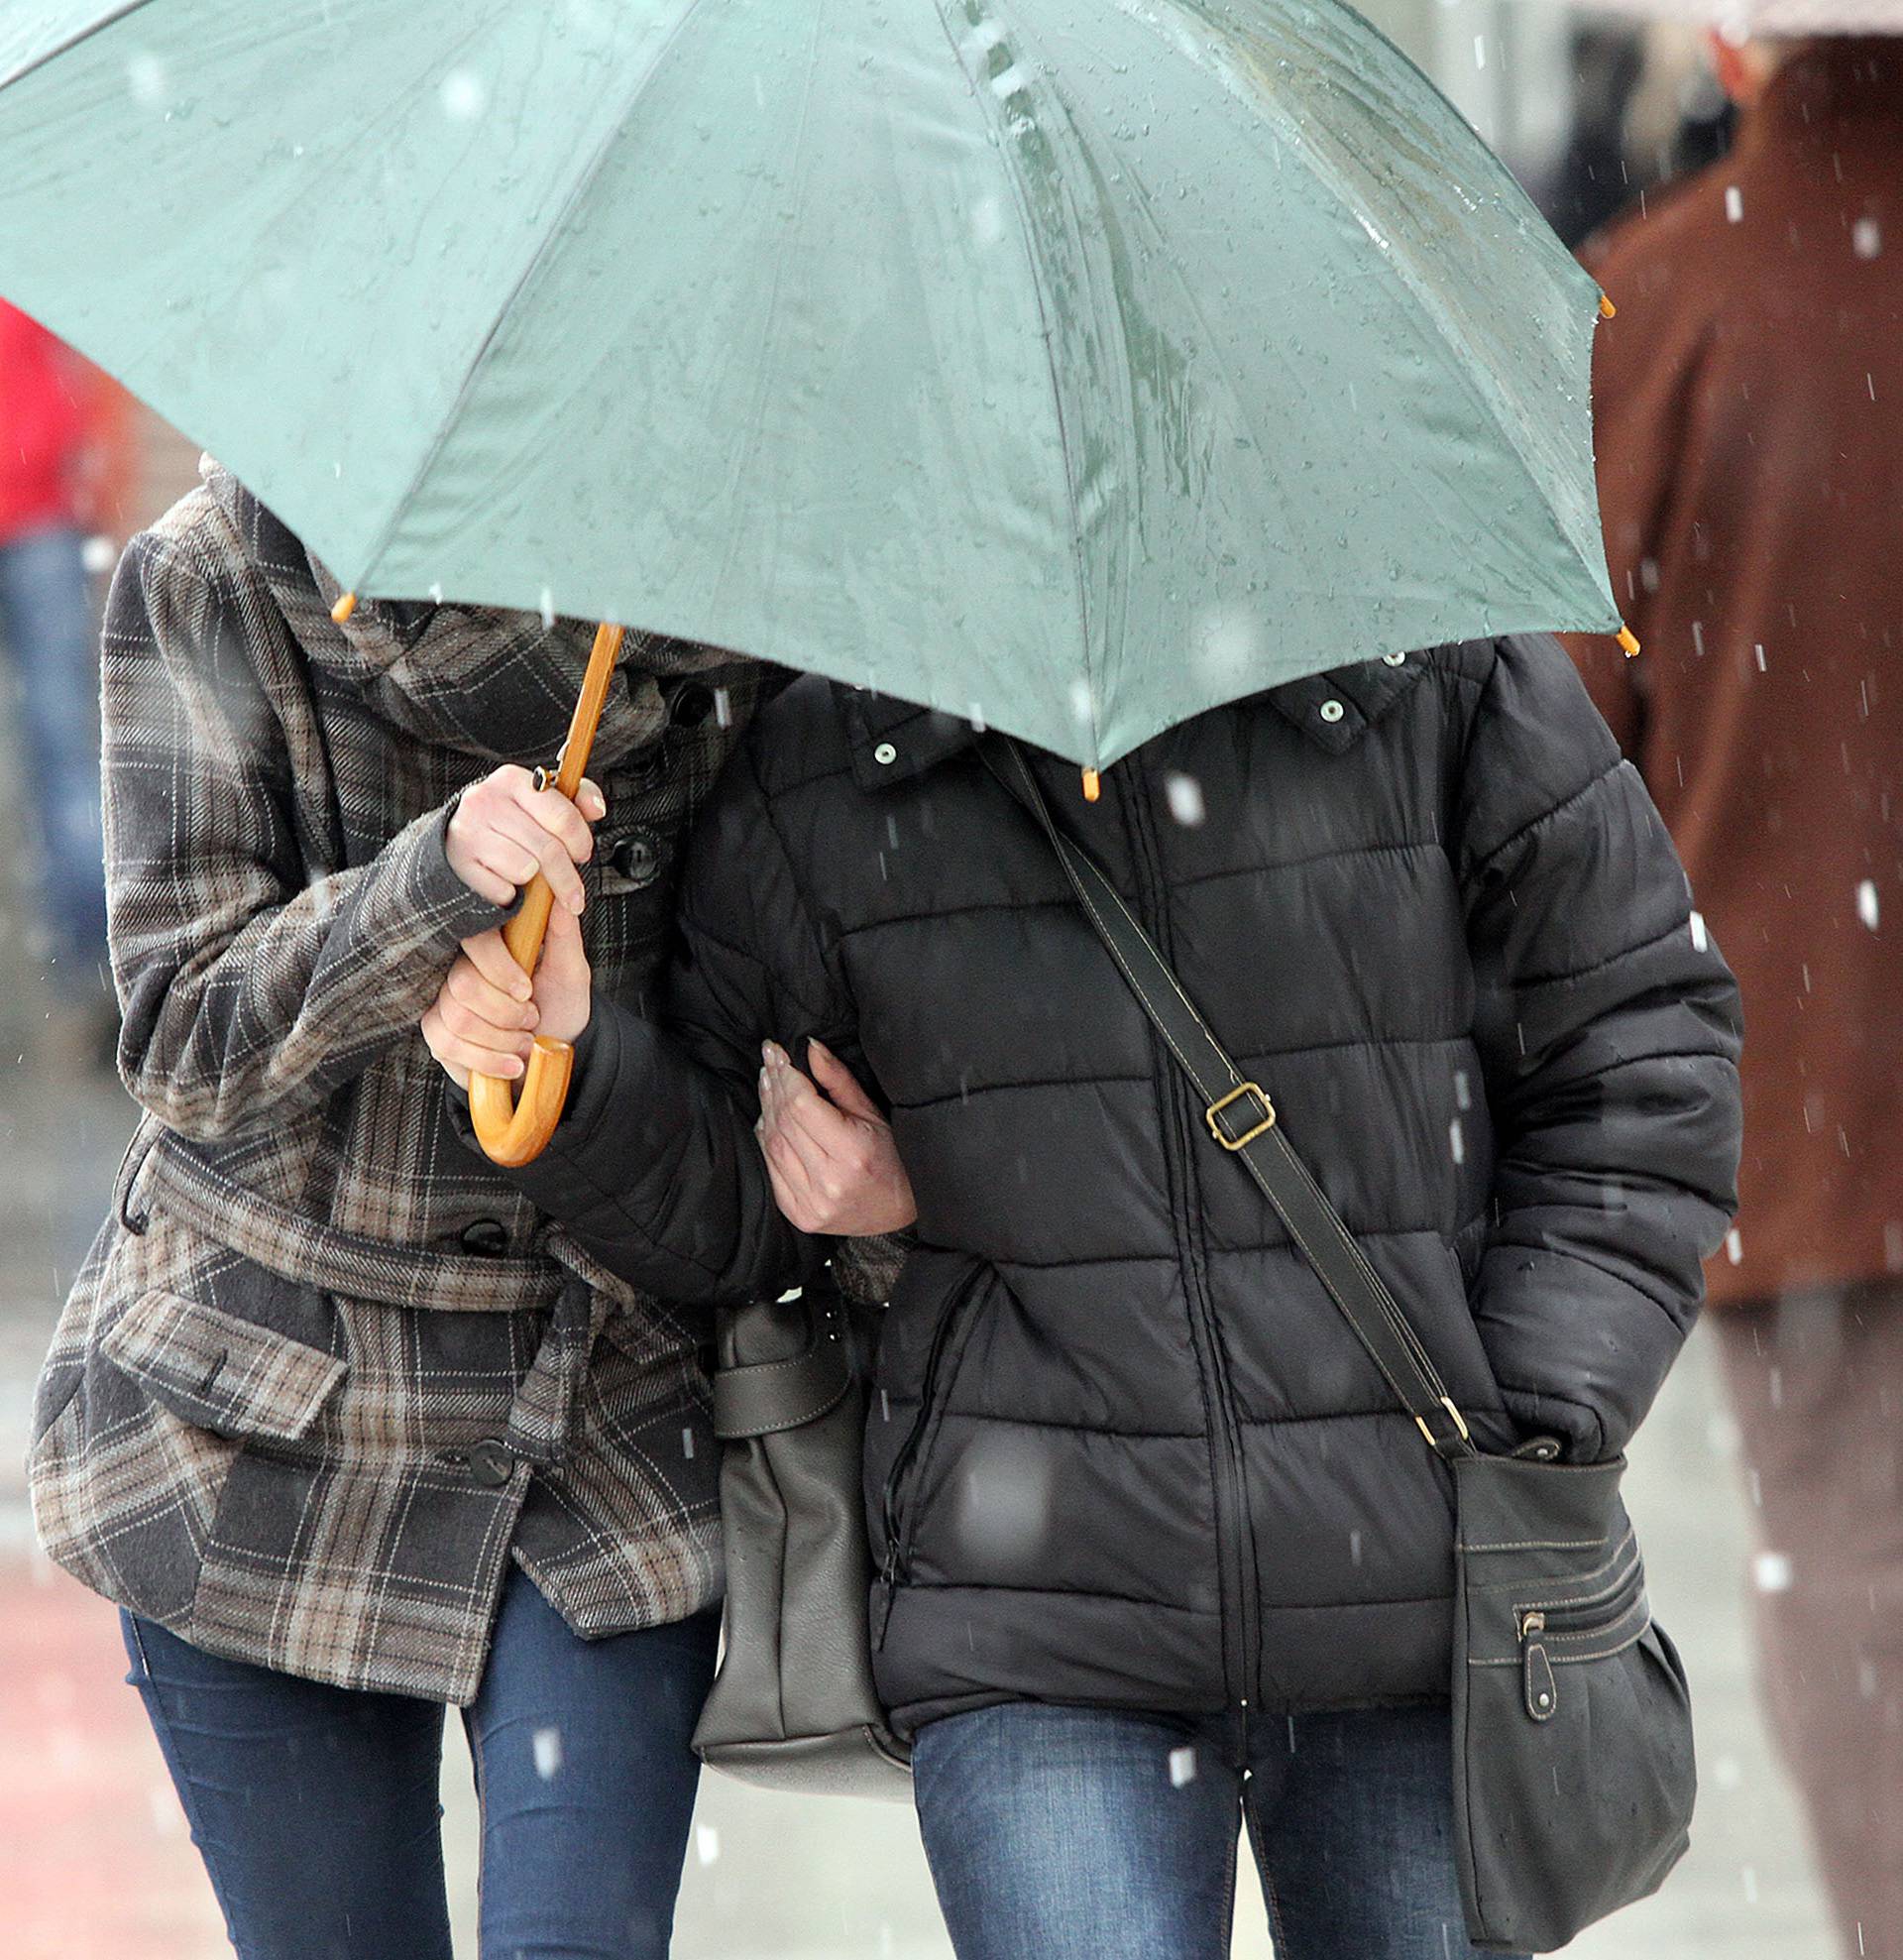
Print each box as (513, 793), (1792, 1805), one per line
(0, 1068), (1838, 1959)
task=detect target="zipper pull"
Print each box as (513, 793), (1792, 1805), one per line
(876, 1549), (902, 1650)
(1519, 1610), (1557, 1722)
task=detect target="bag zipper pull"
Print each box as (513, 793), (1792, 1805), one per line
(1519, 1609), (1557, 1721)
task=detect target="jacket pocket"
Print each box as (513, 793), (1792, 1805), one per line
(876, 1267), (989, 1644)
(100, 1288), (347, 1444)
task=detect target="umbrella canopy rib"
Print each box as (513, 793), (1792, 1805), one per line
(353, 0), (717, 600)
(0, 1), (157, 90)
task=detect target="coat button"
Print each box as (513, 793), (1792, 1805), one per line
(669, 681), (716, 729)
(1318, 699), (1346, 724)
(469, 1440), (517, 1488)
(609, 829), (663, 887)
(459, 1218), (509, 1257)
(1382, 651), (1407, 666)
(873, 742), (898, 765)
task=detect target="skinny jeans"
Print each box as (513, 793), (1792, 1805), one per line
(124, 1566), (719, 1960)
(913, 1698), (1523, 1960)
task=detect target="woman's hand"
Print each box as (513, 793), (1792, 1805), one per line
(445, 767), (607, 911)
(421, 900), (593, 1089)
(756, 1040), (918, 1235)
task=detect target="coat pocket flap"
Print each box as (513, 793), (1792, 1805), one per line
(101, 1289), (347, 1443)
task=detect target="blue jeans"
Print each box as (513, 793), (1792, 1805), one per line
(912, 1701), (1523, 1960)
(0, 524), (106, 981)
(124, 1568), (720, 1959)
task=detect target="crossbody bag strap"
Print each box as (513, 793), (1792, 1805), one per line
(986, 740), (1475, 1461)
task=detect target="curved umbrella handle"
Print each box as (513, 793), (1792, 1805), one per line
(469, 622), (625, 1168)
(467, 875), (579, 1166)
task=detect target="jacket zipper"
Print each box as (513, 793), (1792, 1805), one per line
(1122, 774), (1261, 1706)
(876, 1271), (984, 1648)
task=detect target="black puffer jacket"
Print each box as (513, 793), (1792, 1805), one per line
(501, 635), (1741, 1734)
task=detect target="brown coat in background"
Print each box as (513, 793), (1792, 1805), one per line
(1567, 40), (1903, 1958)
(1568, 38), (1903, 1312)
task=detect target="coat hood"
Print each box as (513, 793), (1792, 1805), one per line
(201, 457), (742, 769)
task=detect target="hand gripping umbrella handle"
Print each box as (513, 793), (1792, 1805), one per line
(469, 622), (625, 1168)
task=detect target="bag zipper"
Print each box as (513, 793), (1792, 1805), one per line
(1514, 1552), (1648, 1722)
(876, 1271), (985, 1647)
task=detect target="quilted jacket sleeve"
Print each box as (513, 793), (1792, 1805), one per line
(1455, 635), (1742, 1460)
(492, 739), (852, 1306)
(106, 523), (505, 1141)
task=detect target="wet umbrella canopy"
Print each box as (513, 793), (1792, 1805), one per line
(0, 0), (1619, 767)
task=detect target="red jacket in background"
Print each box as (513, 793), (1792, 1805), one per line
(0, 299), (98, 546)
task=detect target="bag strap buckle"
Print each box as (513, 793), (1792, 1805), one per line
(1206, 1082), (1277, 1152)
(1414, 1395), (1473, 1457)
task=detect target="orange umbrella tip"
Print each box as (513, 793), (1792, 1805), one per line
(331, 590), (359, 625)
(1599, 292), (1617, 320)
(1081, 768), (1102, 803)
(1617, 624), (1641, 657)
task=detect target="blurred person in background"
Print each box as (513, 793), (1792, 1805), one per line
(1566, 33), (1903, 1958)
(0, 297), (133, 1058)
(1521, 23), (1733, 249)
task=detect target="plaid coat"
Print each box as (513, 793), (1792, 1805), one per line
(28, 461), (765, 1702)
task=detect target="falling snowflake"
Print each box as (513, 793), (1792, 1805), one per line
(441, 69), (489, 121)
(1725, 185), (1743, 224)
(1854, 218), (1883, 261)
(696, 1825), (722, 1867)
(1165, 772), (1206, 828)
(1752, 1551), (1793, 1594)
(532, 1727), (564, 1780)
(1689, 911), (1709, 953)
(127, 52), (167, 107)
(1858, 880), (1880, 930)
(1169, 1746), (1198, 1787)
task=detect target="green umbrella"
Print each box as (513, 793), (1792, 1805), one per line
(0, 0), (1622, 775)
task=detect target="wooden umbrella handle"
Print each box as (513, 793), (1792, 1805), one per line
(469, 622), (625, 1168)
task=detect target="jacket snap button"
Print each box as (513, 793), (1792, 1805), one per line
(873, 743), (898, 766)
(1319, 699), (1346, 724)
(1382, 651), (1407, 666)
(609, 830), (662, 887)
(469, 1440), (517, 1488)
(459, 1218), (508, 1257)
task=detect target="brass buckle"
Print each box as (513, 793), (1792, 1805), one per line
(1414, 1396), (1472, 1453)
(1206, 1082), (1276, 1152)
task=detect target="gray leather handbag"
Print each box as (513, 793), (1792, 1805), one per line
(692, 1276), (912, 1797)
(994, 740), (1695, 1953)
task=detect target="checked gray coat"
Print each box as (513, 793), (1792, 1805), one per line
(28, 460), (765, 1702)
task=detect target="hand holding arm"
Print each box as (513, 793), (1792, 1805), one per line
(755, 1039), (918, 1236)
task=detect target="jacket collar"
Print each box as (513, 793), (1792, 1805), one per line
(840, 645), (1439, 790)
